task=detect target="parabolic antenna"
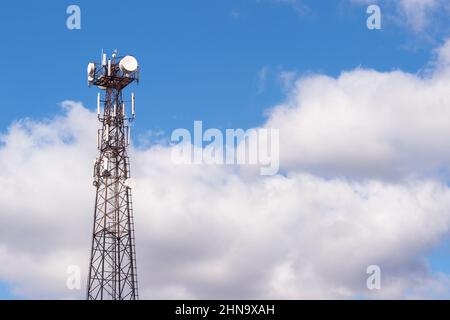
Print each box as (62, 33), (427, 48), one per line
(96, 75), (107, 90)
(119, 56), (138, 73)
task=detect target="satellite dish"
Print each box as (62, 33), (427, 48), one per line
(119, 56), (138, 73)
(96, 75), (106, 90)
(87, 62), (96, 82)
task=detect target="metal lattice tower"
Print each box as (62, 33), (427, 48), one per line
(86, 51), (139, 300)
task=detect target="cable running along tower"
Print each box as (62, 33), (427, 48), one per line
(86, 51), (139, 300)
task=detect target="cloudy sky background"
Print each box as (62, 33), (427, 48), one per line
(1, 0), (450, 299)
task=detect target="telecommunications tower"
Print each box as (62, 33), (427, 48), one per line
(86, 51), (139, 300)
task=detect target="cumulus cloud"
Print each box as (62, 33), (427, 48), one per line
(133, 159), (450, 299)
(266, 40), (450, 180)
(0, 101), (95, 298)
(2, 41), (450, 299)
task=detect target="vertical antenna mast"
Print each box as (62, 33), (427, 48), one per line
(86, 51), (140, 300)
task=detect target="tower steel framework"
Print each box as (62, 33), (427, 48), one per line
(86, 51), (139, 300)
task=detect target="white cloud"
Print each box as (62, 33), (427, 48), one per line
(278, 70), (298, 92)
(133, 160), (450, 299)
(398, 0), (441, 31)
(2, 41), (450, 299)
(266, 40), (450, 180)
(0, 101), (95, 298)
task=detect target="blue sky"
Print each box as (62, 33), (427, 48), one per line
(1, 0), (450, 299)
(0, 0), (442, 134)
